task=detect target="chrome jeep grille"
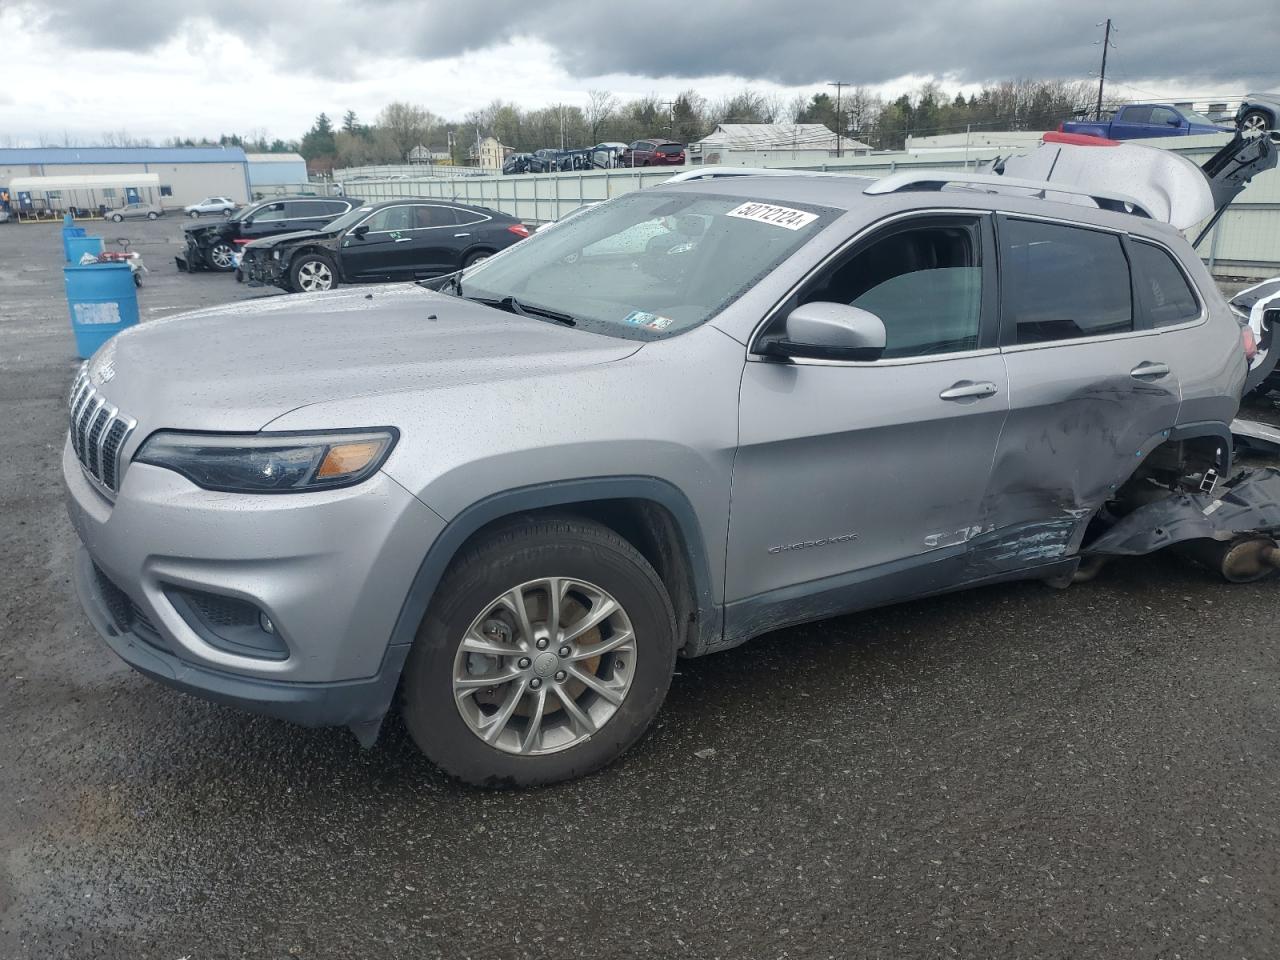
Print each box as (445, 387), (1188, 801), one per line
(68, 369), (136, 494)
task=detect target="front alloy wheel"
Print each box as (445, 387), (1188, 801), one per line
(294, 256), (335, 292)
(1240, 110), (1271, 136)
(453, 577), (636, 755)
(207, 241), (235, 271)
(402, 518), (677, 786)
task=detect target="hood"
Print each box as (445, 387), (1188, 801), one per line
(244, 229), (332, 250)
(183, 220), (229, 236)
(86, 284), (642, 433)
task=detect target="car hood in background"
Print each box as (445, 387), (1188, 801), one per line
(85, 284), (641, 433)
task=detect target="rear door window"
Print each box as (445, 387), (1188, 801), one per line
(1000, 218), (1133, 344)
(451, 208), (489, 227)
(1130, 240), (1201, 327)
(412, 205), (456, 228)
(1118, 105), (1154, 125)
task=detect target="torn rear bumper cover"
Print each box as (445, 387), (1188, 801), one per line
(1085, 466), (1280, 557)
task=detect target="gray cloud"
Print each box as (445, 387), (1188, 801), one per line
(21, 0), (1280, 90)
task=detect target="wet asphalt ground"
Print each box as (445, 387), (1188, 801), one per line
(1, 217), (1279, 959)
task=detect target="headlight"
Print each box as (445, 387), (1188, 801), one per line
(134, 429), (397, 493)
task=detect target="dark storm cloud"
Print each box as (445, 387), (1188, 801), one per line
(19, 0), (1280, 88)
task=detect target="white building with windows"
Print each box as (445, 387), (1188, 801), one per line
(0, 147), (251, 213)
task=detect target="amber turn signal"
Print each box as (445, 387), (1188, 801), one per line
(316, 440), (385, 479)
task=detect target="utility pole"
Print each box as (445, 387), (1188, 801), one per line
(827, 81), (849, 157)
(1094, 18), (1115, 121)
(659, 100), (677, 139)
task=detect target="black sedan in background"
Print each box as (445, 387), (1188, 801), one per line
(240, 199), (530, 293)
(177, 195), (361, 272)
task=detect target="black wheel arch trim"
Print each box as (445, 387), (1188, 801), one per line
(385, 476), (722, 659)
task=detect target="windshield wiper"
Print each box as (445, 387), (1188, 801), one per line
(473, 295), (578, 327)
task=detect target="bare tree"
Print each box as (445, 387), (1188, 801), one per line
(377, 102), (439, 161)
(585, 89), (619, 144)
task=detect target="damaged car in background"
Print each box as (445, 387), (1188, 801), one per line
(239, 199), (529, 293)
(64, 133), (1280, 787)
(176, 195), (361, 273)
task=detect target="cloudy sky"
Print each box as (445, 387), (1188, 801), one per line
(1, 0), (1273, 146)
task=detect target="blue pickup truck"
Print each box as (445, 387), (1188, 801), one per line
(1061, 103), (1228, 140)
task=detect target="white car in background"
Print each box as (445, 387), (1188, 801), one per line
(183, 196), (237, 218)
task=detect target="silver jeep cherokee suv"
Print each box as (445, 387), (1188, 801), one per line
(65, 157), (1250, 785)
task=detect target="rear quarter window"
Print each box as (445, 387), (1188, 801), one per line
(1130, 240), (1201, 326)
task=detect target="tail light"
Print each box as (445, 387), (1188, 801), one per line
(1243, 325), (1258, 362)
(507, 224), (529, 238)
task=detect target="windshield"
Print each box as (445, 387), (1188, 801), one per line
(458, 190), (838, 339)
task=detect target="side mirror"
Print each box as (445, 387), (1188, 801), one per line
(760, 302), (887, 362)
(1167, 117), (1182, 126)
(351, 224), (370, 239)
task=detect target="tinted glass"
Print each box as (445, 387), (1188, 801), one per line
(1002, 219), (1132, 344)
(413, 205), (456, 228)
(460, 191), (838, 340)
(452, 208), (488, 226)
(1150, 106), (1180, 125)
(1130, 241), (1200, 327)
(290, 201), (331, 219)
(802, 220), (982, 358)
(252, 204), (287, 222)
(1119, 105), (1154, 124)
(656, 144), (684, 155)
(363, 206), (419, 232)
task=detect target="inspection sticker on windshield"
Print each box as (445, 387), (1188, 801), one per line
(624, 310), (674, 330)
(726, 201), (818, 231)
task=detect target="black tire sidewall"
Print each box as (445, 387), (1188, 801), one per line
(290, 252), (337, 292)
(402, 527), (676, 787)
(462, 250), (492, 269)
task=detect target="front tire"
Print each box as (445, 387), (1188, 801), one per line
(111, 213), (123, 222)
(147, 211), (158, 220)
(206, 240), (235, 271)
(462, 249), (492, 269)
(289, 252), (338, 293)
(401, 518), (677, 787)
(189, 210), (200, 218)
(1240, 110), (1272, 135)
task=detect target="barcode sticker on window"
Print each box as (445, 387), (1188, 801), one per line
(726, 202), (818, 231)
(74, 302), (122, 326)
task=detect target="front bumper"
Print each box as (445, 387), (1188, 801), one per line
(64, 438), (445, 726)
(74, 546), (409, 732)
(241, 250), (287, 287)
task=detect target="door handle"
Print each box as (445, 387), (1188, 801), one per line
(454, 232), (471, 238)
(939, 380), (998, 401)
(394, 236), (412, 243)
(1130, 361), (1170, 380)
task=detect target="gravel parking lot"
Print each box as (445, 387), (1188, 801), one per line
(2, 216), (1279, 959)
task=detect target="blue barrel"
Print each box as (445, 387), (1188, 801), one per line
(66, 235), (103, 264)
(64, 262), (139, 358)
(62, 226), (87, 261)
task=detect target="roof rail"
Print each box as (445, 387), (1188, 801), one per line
(863, 170), (1152, 219)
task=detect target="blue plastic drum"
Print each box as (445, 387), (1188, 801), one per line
(62, 226), (87, 261)
(64, 262), (139, 358)
(65, 235), (104, 264)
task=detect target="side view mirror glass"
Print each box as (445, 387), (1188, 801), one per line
(761, 302), (887, 362)
(352, 224), (370, 239)
(1168, 117), (1182, 126)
